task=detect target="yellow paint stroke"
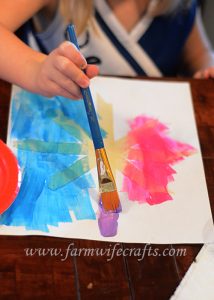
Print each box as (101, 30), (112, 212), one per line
(51, 95), (128, 186)
(93, 94), (128, 176)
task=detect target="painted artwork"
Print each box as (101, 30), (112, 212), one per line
(0, 77), (213, 243)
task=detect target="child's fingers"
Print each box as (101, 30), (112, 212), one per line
(194, 67), (214, 79)
(43, 79), (82, 100)
(57, 41), (87, 70)
(206, 67), (214, 78)
(194, 71), (202, 78)
(37, 42), (99, 99)
(48, 68), (82, 98)
(54, 55), (90, 88)
(85, 65), (99, 79)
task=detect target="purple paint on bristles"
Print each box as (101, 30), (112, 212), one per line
(98, 198), (120, 237)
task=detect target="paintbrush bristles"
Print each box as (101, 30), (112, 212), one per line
(101, 190), (120, 211)
(95, 148), (120, 211)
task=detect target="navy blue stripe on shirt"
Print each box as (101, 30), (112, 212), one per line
(138, 0), (197, 76)
(29, 20), (49, 54)
(33, 36), (49, 54)
(95, 10), (146, 75)
(15, 20), (49, 54)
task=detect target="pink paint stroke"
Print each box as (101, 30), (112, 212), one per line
(122, 116), (195, 205)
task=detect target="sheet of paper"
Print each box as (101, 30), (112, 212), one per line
(170, 244), (214, 300)
(0, 77), (213, 243)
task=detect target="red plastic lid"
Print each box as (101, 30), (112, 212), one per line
(0, 140), (19, 214)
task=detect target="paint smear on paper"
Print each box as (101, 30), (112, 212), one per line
(0, 91), (97, 231)
(122, 116), (195, 205)
(97, 198), (120, 237)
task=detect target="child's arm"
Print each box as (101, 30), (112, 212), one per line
(182, 10), (214, 78)
(0, 0), (98, 99)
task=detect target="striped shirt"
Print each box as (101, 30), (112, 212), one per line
(20, 0), (197, 77)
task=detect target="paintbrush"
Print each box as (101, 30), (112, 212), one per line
(66, 25), (120, 212)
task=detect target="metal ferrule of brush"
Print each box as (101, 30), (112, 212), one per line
(95, 149), (116, 193)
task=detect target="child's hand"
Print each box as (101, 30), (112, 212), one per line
(35, 41), (99, 99)
(194, 67), (214, 79)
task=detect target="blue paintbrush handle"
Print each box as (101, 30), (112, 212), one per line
(66, 25), (104, 150)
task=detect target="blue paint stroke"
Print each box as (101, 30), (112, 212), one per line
(16, 140), (84, 155)
(48, 156), (91, 190)
(0, 90), (98, 232)
(56, 96), (107, 139)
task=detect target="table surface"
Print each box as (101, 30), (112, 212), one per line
(0, 78), (213, 300)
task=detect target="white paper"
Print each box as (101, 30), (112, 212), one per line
(170, 244), (214, 299)
(0, 77), (213, 243)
